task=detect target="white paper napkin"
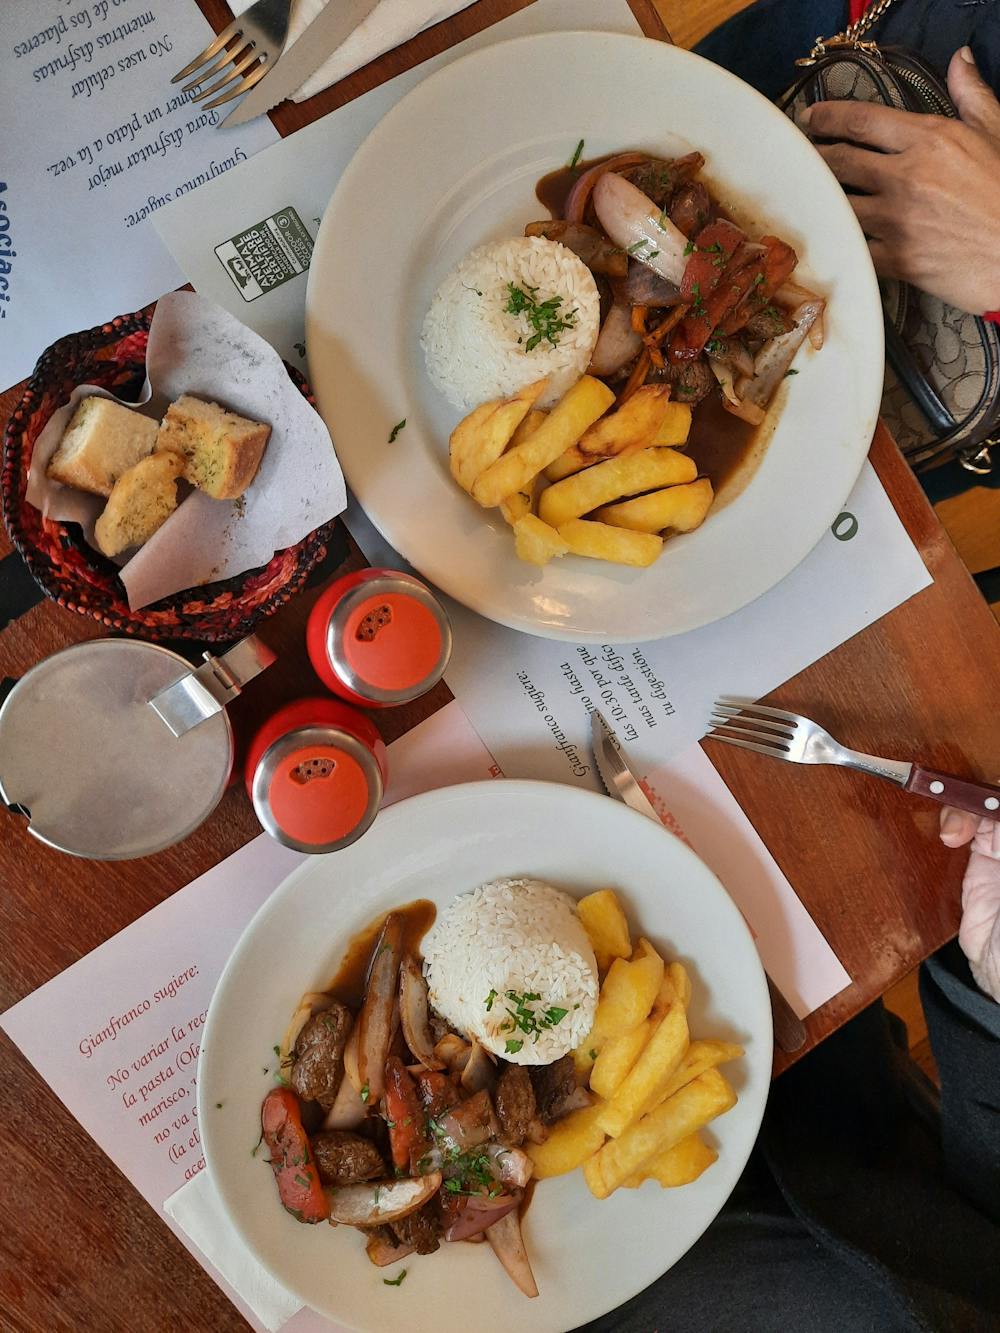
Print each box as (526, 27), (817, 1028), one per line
(164, 1168), (302, 1331)
(230, 0), (477, 104)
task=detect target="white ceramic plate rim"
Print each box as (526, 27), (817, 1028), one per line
(199, 780), (772, 1332)
(306, 33), (883, 643)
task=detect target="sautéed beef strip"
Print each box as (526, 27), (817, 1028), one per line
(523, 220), (628, 278)
(745, 305), (794, 340)
(290, 1004), (352, 1111)
(529, 1055), (578, 1124)
(613, 264), (684, 309)
(494, 1065), (539, 1147)
(669, 180), (714, 239)
(718, 236), (797, 336)
(671, 242), (766, 362)
(310, 1130), (385, 1186)
(389, 1199), (443, 1255)
(621, 151), (705, 210)
(415, 1068), (462, 1119)
(650, 356), (714, 406)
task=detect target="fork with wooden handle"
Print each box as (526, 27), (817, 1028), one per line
(707, 698), (1000, 820)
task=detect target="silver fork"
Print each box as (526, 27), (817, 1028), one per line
(708, 697), (1000, 821)
(172, 0), (292, 112)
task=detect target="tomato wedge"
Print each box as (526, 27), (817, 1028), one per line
(671, 242), (764, 361)
(717, 236), (797, 336)
(385, 1056), (430, 1173)
(679, 218), (744, 303)
(260, 1087), (329, 1223)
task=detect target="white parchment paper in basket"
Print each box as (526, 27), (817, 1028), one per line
(25, 291), (347, 610)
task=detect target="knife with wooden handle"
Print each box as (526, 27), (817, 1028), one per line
(590, 710), (807, 1054)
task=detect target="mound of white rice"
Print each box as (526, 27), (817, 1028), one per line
(422, 877), (598, 1066)
(421, 236), (601, 412)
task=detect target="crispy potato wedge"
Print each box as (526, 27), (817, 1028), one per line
(472, 376), (614, 507)
(650, 972), (676, 1022)
(652, 401), (694, 446)
(499, 411), (547, 524)
(668, 961), (692, 1011)
(558, 519), (663, 569)
(575, 951), (664, 1074)
(449, 379), (548, 493)
(595, 477), (714, 535)
(577, 889), (631, 973)
(597, 1001), (689, 1139)
(513, 514), (570, 567)
(622, 1132), (718, 1188)
(525, 1102), (607, 1179)
(585, 1069), (737, 1198)
(590, 1020), (653, 1101)
(652, 1038), (745, 1107)
(539, 448), (695, 529)
(544, 385), (669, 481)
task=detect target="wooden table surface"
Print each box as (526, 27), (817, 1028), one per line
(3, 1), (1000, 1328)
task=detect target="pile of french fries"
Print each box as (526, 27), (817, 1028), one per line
(526, 889), (742, 1197)
(448, 375), (714, 568)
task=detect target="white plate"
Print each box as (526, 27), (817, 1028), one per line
(200, 781), (771, 1332)
(305, 32), (883, 643)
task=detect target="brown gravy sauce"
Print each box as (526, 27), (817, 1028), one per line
(323, 899), (436, 1011)
(534, 154), (765, 502)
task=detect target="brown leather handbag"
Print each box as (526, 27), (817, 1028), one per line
(778, 0), (1000, 474)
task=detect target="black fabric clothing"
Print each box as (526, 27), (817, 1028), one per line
(577, 944), (1000, 1331)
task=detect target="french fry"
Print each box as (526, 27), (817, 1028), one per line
(539, 448), (696, 529)
(499, 411), (547, 524)
(449, 379), (548, 493)
(472, 376), (614, 507)
(585, 1069), (737, 1198)
(525, 1102), (606, 1179)
(651, 1038), (744, 1107)
(668, 961), (692, 1011)
(652, 401), (693, 446)
(544, 386), (671, 483)
(558, 519), (663, 569)
(577, 889), (631, 973)
(590, 1020), (653, 1100)
(622, 1133), (718, 1189)
(595, 477), (714, 535)
(574, 950), (664, 1073)
(597, 1002), (689, 1139)
(512, 514), (569, 567)
(650, 971), (677, 1022)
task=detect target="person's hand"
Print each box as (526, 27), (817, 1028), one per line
(940, 807), (1000, 1001)
(801, 47), (1000, 315)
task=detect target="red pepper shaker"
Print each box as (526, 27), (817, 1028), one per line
(245, 698), (388, 853)
(306, 569), (452, 708)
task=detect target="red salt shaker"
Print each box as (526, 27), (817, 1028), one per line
(306, 569), (452, 708)
(244, 698), (388, 854)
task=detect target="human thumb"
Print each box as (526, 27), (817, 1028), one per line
(948, 46), (1000, 137)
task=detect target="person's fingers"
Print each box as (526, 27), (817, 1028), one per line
(815, 142), (893, 192)
(940, 806), (980, 847)
(970, 817), (1000, 859)
(801, 99), (924, 151)
(867, 237), (905, 279)
(947, 46), (1000, 138)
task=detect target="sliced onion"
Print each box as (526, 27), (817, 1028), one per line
(356, 914), (403, 1106)
(589, 303), (643, 377)
(342, 1023), (361, 1093)
(592, 173), (688, 286)
(808, 307), (825, 350)
(487, 1143), (534, 1189)
(322, 1066), (368, 1130)
(443, 1192), (520, 1242)
(486, 1209), (538, 1299)
(461, 1041), (497, 1094)
(773, 279), (823, 309)
(563, 151), (648, 223)
(433, 1034), (472, 1074)
(740, 299), (825, 414)
(400, 955), (442, 1071)
(365, 1233), (415, 1267)
(328, 1173), (442, 1229)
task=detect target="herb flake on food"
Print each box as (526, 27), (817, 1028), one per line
(683, 239), (695, 256)
(484, 988), (498, 1012)
(505, 1038), (524, 1054)
(252, 1129), (264, 1158)
(505, 283), (578, 352)
(388, 419), (406, 443)
(784, 368), (799, 377)
(568, 138), (585, 170)
(360, 1082), (370, 1103)
(626, 240), (659, 260)
(383, 1269), (408, 1287)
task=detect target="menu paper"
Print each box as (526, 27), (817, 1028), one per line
(1, 700), (498, 1333)
(0, 0), (279, 391)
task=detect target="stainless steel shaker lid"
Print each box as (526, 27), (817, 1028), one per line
(0, 639), (233, 860)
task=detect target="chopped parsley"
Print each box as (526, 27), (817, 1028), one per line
(495, 989), (572, 1046)
(251, 1129), (264, 1158)
(589, 1049), (598, 1061)
(273, 1045), (280, 1057)
(683, 239), (695, 256)
(383, 1270), (408, 1287)
(690, 282), (707, 318)
(505, 1038), (524, 1055)
(293, 1172), (311, 1188)
(484, 988), (498, 1012)
(567, 138), (585, 170)
(784, 368), (799, 377)
(273, 1072), (290, 1088)
(753, 272), (765, 287)
(504, 283), (578, 352)
(388, 419), (406, 443)
(373, 1184), (381, 1206)
(215, 1101), (224, 1109)
(626, 240), (659, 260)
(360, 1082), (371, 1104)
(658, 208), (672, 232)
